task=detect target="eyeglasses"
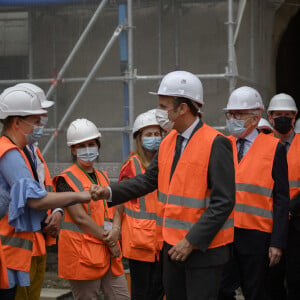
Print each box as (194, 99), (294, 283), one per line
(225, 112), (255, 120)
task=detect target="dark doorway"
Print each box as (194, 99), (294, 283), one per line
(276, 9), (300, 110)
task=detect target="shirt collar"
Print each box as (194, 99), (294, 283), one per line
(282, 130), (295, 145)
(236, 128), (259, 143)
(180, 117), (200, 140)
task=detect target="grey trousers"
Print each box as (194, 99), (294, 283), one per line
(69, 269), (130, 300)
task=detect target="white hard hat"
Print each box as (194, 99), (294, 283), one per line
(267, 93), (297, 112)
(295, 119), (300, 134)
(132, 109), (160, 138)
(15, 83), (54, 109)
(0, 86), (47, 119)
(257, 118), (273, 131)
(150, 70), (204, 105)
(67, 118), (101, 146)
(225, 86), (264, 111)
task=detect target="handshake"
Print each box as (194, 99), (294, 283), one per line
(89, 184), (110, 201)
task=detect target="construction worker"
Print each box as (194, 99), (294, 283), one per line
(0, 86), (92, 299)
(53, 118), (129, 300)
(218, 87), (289, 300)
(267, 93), (300, 300)
(294, 118), (300, 133)
(257, 117), (273, 134)
(13, 83), (63, 300)
(106, 109), (164, 300)
(91, 70), (236, 300)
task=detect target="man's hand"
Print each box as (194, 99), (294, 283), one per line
(269, 247), (282, 267)
(90, 184), (110, 200)
(43, 211), (63, 238)
(168, 237), (194, 262)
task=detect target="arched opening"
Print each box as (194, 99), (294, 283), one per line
(276, 9), (300, 110)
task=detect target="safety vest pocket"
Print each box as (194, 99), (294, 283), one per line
(79, 235), (108, 267)
(130, 222), (156, 251)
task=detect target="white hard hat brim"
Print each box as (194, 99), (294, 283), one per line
(67, 133), (102, 147)
(41, 100), (55, 109)
(0, 108), (48, 119)
(148, 91), (204, 105)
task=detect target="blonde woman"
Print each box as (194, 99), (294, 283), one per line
(106, 109), (164, 300)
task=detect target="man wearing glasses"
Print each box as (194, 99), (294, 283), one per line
(219, 86), (289, 300)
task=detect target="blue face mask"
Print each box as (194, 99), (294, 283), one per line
(226, 119), (246, 138)
(25, 125), (44, 145)
(77, 146), (99, 162)
(142, 137), (162, 151)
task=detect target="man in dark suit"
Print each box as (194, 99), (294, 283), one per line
(219, 87), (289, 300)
(267, 93), (300, 300)
(91, 70), (235, 300)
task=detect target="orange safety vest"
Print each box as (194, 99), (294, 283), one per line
(158, 124), (234, 248)
(53, 163), (124, 281)
(32, 147), (56, 257)
(0, 136), (34, 272)
(230, 133), (279, 233)
(287, 133), (300, 215)
(120, 155), (161, 262)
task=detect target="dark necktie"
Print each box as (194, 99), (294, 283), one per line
(237, 139), (246, 163)
(170, 135), (185, 180)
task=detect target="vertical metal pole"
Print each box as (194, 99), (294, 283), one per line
(127, 0), (134, 152)
(28, 10), (33, 79)
(175, 0), (180, 68)
(118, 2), (130, 160)
(52, 17), (58, 162)
(250, 0), (255, 81)
(228, 0), (235, 93)
(158, 0), (162, 75)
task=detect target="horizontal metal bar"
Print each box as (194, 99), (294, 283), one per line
(0, 73), (229, 86)
(43, 127), (131, 133)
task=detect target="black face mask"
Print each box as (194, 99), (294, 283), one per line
(261, 128), (272, 134)
(274, 116), (293, 134)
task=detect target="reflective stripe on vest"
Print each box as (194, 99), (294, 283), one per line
(289, 180), (300, 189)
(164, 217), (234, 231)
(61, 222), (85, 234)
(235, 203), (273, 219)
(0, 234), (32, 251)
(61, 171), (92, 217)
(123, 157), (156, 221)
(236, 183), (273, 198)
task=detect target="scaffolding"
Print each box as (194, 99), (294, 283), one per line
(0, 0), (250, 161)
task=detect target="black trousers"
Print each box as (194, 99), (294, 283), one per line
(0, 287), (16, 300)
(266, 252), (287, 300)
(219, 228), (270, 300)
(286, 223), (300, 300)
(163, 243), (226, 300)
(128, 255), (164, 300)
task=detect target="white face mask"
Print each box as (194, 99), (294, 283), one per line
(76, 146), (99, 162)
(40, 116), (48, 126)
(155, 109), (174, 131)
(226, 119), (247, 138)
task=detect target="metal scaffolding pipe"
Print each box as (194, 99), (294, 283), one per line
(0, 73), (228, 86)
(227, 0), (236, 94)
(46, 0), (109, 99)
(127, 0), (134, 151)
(42, 24), (124, 155)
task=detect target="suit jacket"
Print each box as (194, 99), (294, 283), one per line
(110, 120), (235, 266)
